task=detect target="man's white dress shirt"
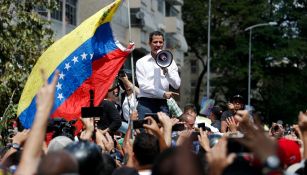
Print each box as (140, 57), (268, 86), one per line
(136, 54), (181, 99)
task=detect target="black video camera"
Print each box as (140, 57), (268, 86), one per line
(47, 118), (76, 140)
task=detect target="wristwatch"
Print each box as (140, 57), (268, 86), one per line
(109, 148), (116, 154)
(263, 155), (280, 174)
(11, 143), (21, 151)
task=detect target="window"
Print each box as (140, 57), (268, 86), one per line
(51, 0), (63, 21)
(141, 30), (147, 44)
(65, 0), (77, 25)
(51, 0), (77, 25)
(191, 80), (197, 95)
(165, 2), (179, 17)
(157, 0), (164, 14)
(36, 5), (48, 17)
(190, 60), (197, 73)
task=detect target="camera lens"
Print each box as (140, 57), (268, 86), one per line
(273, 125), (280, 131)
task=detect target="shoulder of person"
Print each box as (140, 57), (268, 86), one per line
(101, 99), (115, 107)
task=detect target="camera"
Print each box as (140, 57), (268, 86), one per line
(47, 118), (76, 140)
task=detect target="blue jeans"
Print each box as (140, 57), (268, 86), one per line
(137, 97), (169, 120)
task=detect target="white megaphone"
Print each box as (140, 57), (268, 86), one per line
(155, 50), (173, 68)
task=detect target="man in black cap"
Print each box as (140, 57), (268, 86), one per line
(220, 95), (245, 133)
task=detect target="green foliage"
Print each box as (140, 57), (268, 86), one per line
(183, 0), (307, 123)
(0, 1), (56, 123)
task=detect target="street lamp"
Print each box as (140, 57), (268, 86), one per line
(207, 0), (211, 98)
(244, 21), (277, 106)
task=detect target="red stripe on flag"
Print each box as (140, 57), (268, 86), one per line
(51, 48), (128, 132)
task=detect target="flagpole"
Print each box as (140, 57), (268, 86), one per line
(127, 0), (135, 138)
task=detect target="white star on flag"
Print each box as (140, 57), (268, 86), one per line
(81, 52), (87, 60)
(65, 63), (71, 70)
(59, 72), (65, 80)
(72, 56), (79, 64)
(56, 82), (62, 90)
(90, 53), (94, 60)
(57, 93), (64, 101)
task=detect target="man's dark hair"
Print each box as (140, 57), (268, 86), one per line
(98, 153), (116, 175)
(183, 104), (197, 114)
(37, 150), (78, 175)
(133, 132), (160, 166)
(64, 140), (103, 175)
(149, 31), (164, 43)
(211, 106), (223, 120)
(152, 147), (205, 175)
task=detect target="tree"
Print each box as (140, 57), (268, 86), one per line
(182, 0), (307, 123)
(0, 0), (56, 129)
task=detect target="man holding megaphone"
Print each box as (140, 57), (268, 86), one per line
(136, 31), (181, 120)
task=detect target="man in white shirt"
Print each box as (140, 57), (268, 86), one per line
(136, 31), (181, 119)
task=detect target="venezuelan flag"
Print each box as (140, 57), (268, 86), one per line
(17, 0), (133, 131)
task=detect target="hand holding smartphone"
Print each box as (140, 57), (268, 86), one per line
(144, 113), (160, 123)
(172, 123), (185, 131)
(133, 119), (148, 129)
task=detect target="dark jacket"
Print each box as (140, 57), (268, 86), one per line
(97, 100), (121, 133)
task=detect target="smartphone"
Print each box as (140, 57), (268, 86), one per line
(81, 107), (104, 118)
(144, 113), (160, 123)
(208, 133), (223, 147)
(172, 123), (185, 131)
(133, 120), (148, 129)
(190, 131), (200, 141)
(197, 123), (211, 132)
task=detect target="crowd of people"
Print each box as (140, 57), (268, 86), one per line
(0, 31), (306, 175)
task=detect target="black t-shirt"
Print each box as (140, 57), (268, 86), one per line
(97, 100), (121, 133)
(220, 110), (235, 121)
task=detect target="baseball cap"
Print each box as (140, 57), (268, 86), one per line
(277, 138), (301, 167)
(230, 94), (244, 103)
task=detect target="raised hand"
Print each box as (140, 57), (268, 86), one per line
(157, 112), (172, 147)
(198, 128), (210, 152)
(100, 132), (115, 153)
(36, 70), (59, 113)
(234, 110), (277, 163)
(206, 138), (236, 175)
(12, 129), (30, 145)
(143, 116), (161, 136)
(225, 116), (238, 132)
(15, 70), (59, 175)
(298, 111), (307, 133)
(298, 111), (307, 159)
(80, 118), (95, 140)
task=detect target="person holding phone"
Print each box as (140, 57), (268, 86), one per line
(136, 31), (181, 120)
(220, 94), (245, 133)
